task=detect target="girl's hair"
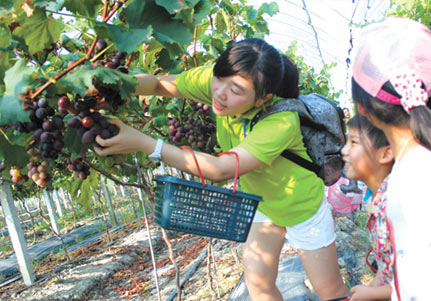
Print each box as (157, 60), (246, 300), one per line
(352, 78), (431, 150)
(213, 38), (299, 100)
(347, 113), (390, 156)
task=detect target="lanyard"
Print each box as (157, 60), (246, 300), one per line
(363, 188), (373, 203)
(229, 118), (250, 149)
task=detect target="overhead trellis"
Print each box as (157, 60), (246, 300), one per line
(249, 0), (391, 106)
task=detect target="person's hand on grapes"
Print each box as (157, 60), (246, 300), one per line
(94, 119), (146, 156)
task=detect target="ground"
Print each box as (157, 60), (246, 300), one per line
(0, 210), (372, 300)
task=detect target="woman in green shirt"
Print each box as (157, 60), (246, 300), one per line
(95, 38), (349, 300)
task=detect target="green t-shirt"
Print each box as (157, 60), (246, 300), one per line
(176, 66), (324, 226)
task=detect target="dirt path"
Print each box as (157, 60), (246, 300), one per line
(0, 211), (371, 300)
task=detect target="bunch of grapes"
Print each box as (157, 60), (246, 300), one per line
(66, 157), (90, 180)
(91, 40), (128, 111)
(167, 101), (216, 153)
(26, 149), (51, 187)
(17, 98), (65, 160)
(9, 167), (28, 184)
(66, 96), (119, 146)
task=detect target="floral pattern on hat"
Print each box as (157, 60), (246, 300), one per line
(390, 72), (429, 113)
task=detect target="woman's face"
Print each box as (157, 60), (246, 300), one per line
(211, 74), (258, 116)
(341, 128), (380, 184)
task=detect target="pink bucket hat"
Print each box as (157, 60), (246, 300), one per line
(352, 17), (431, 112)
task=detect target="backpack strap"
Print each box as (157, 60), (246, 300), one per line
(249, 105), (321, 175)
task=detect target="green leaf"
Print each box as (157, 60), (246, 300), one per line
(155, 0), (188, 14)
(77, 169), (99, 210)
(34, 0), (65, 11)
(105, 23), (152, 53)
(0, 133), (30, 168)
(259, 2), (279, 17)
(91, 66), (138, 99)
(0, 59), (37, 125)
(63, 0), (101, 18)
(64, 127), (90, 154)
(0, 50), (14, 83)
(123, 0), (193, 46)
(0, 0), (14, 17)
(165, 103), (176, 110)
(193, 0), (212, 24)
(215, 10), (227, 32)
(0, 24), (11, 47)
(14, 8), (63, 55)
(60, 64), (94, 97)
(60, 64), (137, 100)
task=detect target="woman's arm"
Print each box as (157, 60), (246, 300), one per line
(350, 283), (391, 300)
(134, 74), (184, 98)
(94, 119), (263, 182)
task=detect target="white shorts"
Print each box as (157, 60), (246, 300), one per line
(252, 198), (335, 251)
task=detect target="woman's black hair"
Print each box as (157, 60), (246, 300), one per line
(347, 114), (390, 154)
(213, 38), (299, 100)
(352, 77), (431, 150)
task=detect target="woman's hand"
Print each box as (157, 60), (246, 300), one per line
(94, 119), (146, 156)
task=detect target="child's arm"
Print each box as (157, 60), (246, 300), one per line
(350, 283), (391, 300)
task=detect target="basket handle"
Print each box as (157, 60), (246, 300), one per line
(217, 152), (240, 193)
(180, 145), (206, 187)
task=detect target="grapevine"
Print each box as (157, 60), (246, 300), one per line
(0, 0), (338, 210)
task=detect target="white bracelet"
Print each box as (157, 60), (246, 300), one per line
(148, 139), (163, 163)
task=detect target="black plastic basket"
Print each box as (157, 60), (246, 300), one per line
(154, 147), (262, 242)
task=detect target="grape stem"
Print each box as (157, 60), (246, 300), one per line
(31, 38), (99, 100)
(83, 158), (152, 193)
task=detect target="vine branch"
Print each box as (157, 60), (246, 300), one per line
(31, 0), (128, 100)
(83, 159), (152, 192)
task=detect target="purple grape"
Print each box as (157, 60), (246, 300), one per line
(35, 108), (47, 119)
(37, 98), (48, 108)
(40, 132), (53, 143)
(67, 118), (81, 128)
(42, 120), (55, 131)
(82, 131), (95, 144)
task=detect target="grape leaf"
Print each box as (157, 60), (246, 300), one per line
(0, 24), (11, 47)
(61, 64), (137, 98)
(67, 169), (98, 211)
(155, 0), (192, 14)
(192, 0), (212, 24)
(14, 8), (63, 55)
(0, 50), (14, 84)
(105, 23), (152, 53)
(0, 59), (37, 125)
(60, 64), (94, 96)
(0, 0), (14, 17)
(77, 169), (99, 210)
(92, 66), (138, 99)
(0, 134), (29, 168)
(34, 0), (65, 11)
(63, 127), (90, 154)
(122, 0), (193, 46)
(259, 2), (279, 17)
(63, 0), (101, 18)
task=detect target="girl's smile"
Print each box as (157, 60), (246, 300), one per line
(212, 98), (227, 111)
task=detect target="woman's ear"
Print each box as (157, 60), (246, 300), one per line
(255, 93), (273, 107)
(356, 103), (368, 116)
(378, 145), (394, 165)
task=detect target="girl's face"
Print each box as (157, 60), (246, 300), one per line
(341, 128), (380, 183)
(211, 74), (259, 116)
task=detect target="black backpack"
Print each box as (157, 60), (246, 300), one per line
(250, 93), (346, 186)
